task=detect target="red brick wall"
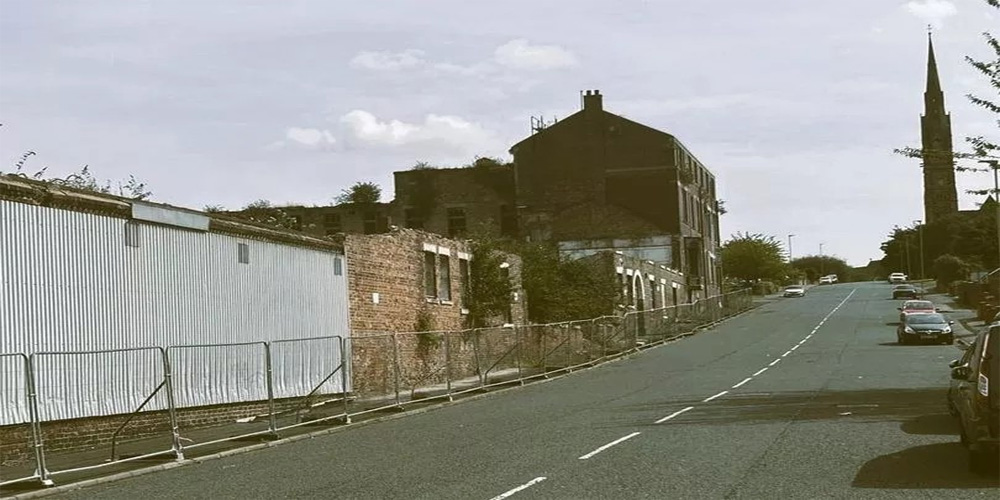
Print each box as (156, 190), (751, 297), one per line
(0, 398), (309, 468)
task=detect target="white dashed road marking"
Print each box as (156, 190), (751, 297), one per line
(489, 477), (547, 500)
(578, 432), (642, 460)
(655, 406), (695, 424)
(732, 377), (752, 389)
(703, 390), (729, 402)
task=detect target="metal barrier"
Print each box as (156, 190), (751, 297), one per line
(0, 289), (753, 489)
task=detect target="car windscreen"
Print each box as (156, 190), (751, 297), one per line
(906, 314), (946, 325)
(904, 301), (933, 309)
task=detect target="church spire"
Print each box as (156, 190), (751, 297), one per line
(924, 29), (945, 115)
(920, 28), (958, 223)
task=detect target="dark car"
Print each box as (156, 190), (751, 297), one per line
(896, 312), (953, 345)
(891, 284), (920, 299)
(947, 325), (999, 474)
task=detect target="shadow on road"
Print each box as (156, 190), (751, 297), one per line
(852, 442), (999, 489)
(647, 387), (951, 425)
(898, 413), (958, 436)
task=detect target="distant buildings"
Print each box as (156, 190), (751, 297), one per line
(228, 90), (724, 309)
(508, 90), (721, 300)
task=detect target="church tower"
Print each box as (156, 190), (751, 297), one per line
(921, 31), (959, 223)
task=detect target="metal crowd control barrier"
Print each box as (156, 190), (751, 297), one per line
(0, 353), (49, 488)
(1, 290), (753, 490)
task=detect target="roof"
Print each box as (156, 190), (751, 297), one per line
(509, 109), (676, 153)
(507, 107), (714, 179)
(0, 174), (343, 252)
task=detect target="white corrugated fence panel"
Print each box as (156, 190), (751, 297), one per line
(0, 199), (351, 425)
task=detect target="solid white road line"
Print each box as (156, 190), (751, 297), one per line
(655, 406), (695, 424)
(489, 477), (547, 500)
(703, 390), (729, 402)
(732, 377), (752, 389)
(578, 432), (642, 460)
(769, 359), (781, 366)
(753, 367), (768, 376)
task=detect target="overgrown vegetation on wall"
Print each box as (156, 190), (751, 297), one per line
(3, 157), (153, 201)
(467, 237), (514, 328)
(512, 242), (617, 323)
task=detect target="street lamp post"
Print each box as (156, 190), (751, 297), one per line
(819, 242), (825, 277)
(914, 220), (924, 280)
(979, 159), (1000, 299)
(905, 234), (912, 278)
(788, 234), (794, 261)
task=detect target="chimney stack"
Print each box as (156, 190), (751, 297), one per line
(583, 89), (603, 112)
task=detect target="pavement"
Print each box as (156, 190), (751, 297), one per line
(4, 282), (998, 499)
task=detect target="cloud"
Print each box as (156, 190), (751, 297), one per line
(493, 39), (578, 70)
(903, 0), (957, 29)
(349, 49), (426, 71)
(273, 127), (336, 149)
(338, 110), (503, 158)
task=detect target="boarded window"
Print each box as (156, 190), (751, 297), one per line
(438, 254), (451, 301)
(363, 211), (378, 234)
(459, 258), (470, 305)
(447, 208), (466, 237)
(499, 205), (517, 237)
(404, 208), (424, 229)
(238, 243), (250, 264)
(334, 257), (343, 276)
(324, 213), (342, 235)
(424, 251), (437, 298)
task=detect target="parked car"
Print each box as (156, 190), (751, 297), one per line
(897, 312), (954, 345)
(819, 276), (833, 285)
(891, 284), (920, 299)
(888, 272), (907, 283)
(783, 285), (805, 297)
(947, 325), (998, 474)
(898, 300), (937, 322)
(827, 274), (838, 283)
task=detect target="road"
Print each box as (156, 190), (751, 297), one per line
(55, 283), (999, 499)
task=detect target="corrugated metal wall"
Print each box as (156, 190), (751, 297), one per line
(0, 200), (351, 425)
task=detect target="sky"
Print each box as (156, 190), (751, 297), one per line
(0, 0), (996, 267)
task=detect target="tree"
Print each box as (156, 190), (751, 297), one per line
(880, 210), (999, 275)
(964, 0), (999, 166)
(508, 241), (618, 323)
(335, 181), (381, 205)
(933, 254), (972, 290)
(719, 232), (787, 283)
(466, 237), (514, 328)
(790, 255), (851, 282)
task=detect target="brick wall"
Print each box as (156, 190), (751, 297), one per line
(393, 166), (516, 239)
(344, 229), (526, 397)
(0, 397), (311, 468)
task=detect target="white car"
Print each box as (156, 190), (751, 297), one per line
(888, 272), (907, 284)
(783, 285), (806, 297)
(819, 276), (833, 285)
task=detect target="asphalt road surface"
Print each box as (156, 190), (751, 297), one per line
(55, 283), (999, 499)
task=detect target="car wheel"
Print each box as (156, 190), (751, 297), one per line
(947, 398), (959, 417)
(898, 333), (907, 345)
